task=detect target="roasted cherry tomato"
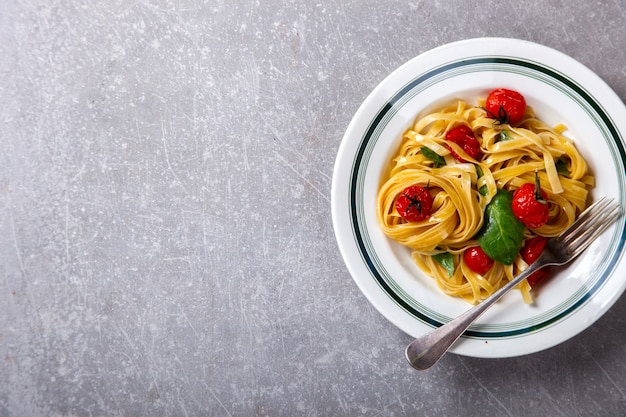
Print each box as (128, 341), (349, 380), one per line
(463, 246), (494, 275)
(445, 125), (481, 162)
(521, 236), (551, 286)
(485, 88), (527, 125)
(512, 174), (549, 228)
(395, 185), (433, 222)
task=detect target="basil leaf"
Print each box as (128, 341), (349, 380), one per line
(433, 252), (455, 277)
(556, 157), (570, 177)
(421, 146), (446, 168)
(475, 165), (488, 196)
(477, 189), (525, 265)
(498, 129), (513, 142)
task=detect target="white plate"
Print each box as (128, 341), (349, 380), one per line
(331, 38), (626, 358)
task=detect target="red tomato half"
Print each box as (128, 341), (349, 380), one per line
(521, 236), (551, 286)
(445, 125), (481, 162)
(485, 88), (527, 125)
(512, 183), (550, 228)
(463, 246), (494, 275)
(395, 185), (433, 222)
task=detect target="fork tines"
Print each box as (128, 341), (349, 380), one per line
(557, 197), (622, 255)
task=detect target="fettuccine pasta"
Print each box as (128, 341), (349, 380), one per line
(377, 97), (594, 304)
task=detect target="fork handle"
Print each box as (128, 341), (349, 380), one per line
(405, 260), (545, 370)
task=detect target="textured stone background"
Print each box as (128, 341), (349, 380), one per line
(1, 1), (625, 416)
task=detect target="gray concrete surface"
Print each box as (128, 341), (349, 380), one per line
(1, 1), (625, 416)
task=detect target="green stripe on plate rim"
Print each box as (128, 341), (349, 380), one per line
(349, 56), (626, 338)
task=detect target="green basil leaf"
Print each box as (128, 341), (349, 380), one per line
(433, 252), (455, 277)
(477, 189), (525, 265)
(475, 165), (488, 196)
(556, 157), (570, 177)
(421, 146), (446, 168)
(498, 129), (513, 142)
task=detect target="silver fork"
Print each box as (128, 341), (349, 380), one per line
(405, 196), (622, 370)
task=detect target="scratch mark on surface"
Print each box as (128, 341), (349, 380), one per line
(118, 326), (140, 356)
(458, 358), (514, 417)
(506, 0), (532, 39)
(119, 325), (162, 399)
(201, 216), (215, 272)
(380, 377), (407, 414)
(238, 275), (252, 336)
(273, 151), (330, 203)
(582, 344), (626, 398)
(69, 163), (86, 181)
(334, 25), (346, 50)
(208, 389), (233, 417)
(7, 200), (25, 276)
(161, 119), (190, 196)
(178, 304), (199, 338)
(177, 389), (190, 417)
(241, 135), (250, 172)
(64, 203), (70, 278)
